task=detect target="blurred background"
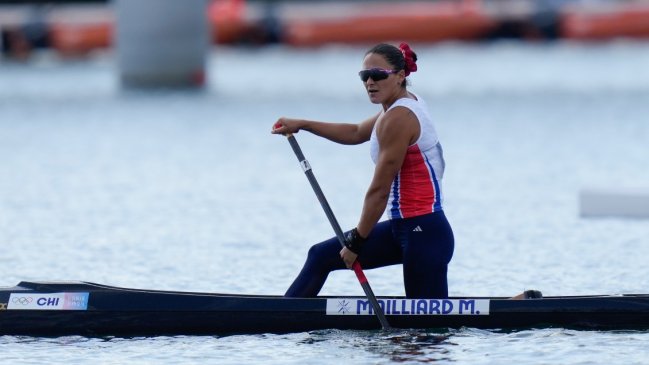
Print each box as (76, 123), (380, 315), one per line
(3, 0), (649, 61)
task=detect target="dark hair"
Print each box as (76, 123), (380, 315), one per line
(365, 43), (418, 87)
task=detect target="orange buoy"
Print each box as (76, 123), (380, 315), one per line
(561, 3), (649, 40)
(49, 21), (112, 56)
(208, 0), (250, 44)
(282, 1), (498, 46)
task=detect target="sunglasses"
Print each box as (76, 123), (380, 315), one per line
(358, 68), (399, 82)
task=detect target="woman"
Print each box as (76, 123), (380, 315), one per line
(272, 43), (454, 299)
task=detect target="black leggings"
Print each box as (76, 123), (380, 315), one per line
(285, 210), (454, 298)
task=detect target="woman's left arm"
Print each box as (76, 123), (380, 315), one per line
(357, 107), (418, 236)
(340, 107), (419, 267)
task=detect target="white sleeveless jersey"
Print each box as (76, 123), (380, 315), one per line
(369, 93), (445, 219)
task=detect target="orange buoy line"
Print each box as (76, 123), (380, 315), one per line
(3, 0), (649, 59)
(48, 21), (111, 57)
(46, 4), (113, 57)
(280, 1), (499, 46)
(561, 3), (649, 40)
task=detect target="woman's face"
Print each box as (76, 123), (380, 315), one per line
(360, 53), (404, 105)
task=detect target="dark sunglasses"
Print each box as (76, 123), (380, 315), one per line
(358, 68), (398, 82)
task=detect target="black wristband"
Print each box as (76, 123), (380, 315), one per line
(344, 228), (366, 254)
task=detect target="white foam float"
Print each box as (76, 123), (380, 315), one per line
(580, 188), (649, 219)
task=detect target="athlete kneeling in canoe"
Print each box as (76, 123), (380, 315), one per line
(272, 43), (454, 299)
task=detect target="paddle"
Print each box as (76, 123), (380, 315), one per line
(283, 133), (391, 330)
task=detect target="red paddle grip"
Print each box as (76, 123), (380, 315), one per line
(352, 261), (368, 284)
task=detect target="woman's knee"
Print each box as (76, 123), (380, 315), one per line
(306, 242), (328, 261)
(304, 239), (343, 271)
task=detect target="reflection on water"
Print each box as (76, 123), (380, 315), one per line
(302, 329), (455, 363)
(377, 330), (454, 363)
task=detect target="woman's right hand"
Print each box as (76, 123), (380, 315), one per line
(340, 246), (359, 269)
(271, 118), (303, 135)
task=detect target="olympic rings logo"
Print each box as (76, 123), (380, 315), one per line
(11, 297), (34, 305)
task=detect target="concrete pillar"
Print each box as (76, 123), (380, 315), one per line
(115, 0), (209, 88)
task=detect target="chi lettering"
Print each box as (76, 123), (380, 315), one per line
(37, 297), (60, 306)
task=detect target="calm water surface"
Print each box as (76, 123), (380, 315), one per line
(1, 42), (649, 364)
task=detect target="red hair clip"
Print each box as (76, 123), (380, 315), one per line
(399, 43), (418, 76)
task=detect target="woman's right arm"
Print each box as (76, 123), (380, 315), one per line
(272, 112), (380, 145)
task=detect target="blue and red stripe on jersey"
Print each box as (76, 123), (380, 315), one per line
(389, 144), (443, 219)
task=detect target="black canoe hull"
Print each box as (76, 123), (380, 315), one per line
(2, 281), (649, 336)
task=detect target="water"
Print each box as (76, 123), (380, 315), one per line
(2, 41), (649, 363)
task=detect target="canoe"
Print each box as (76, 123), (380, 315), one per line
(1, 281), (648, 336)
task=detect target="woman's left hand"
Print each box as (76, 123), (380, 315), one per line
(340, 247), (358, 269)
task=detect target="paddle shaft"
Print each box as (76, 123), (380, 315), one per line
(285, 134), (391, 330)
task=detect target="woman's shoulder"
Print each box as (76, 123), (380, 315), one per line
(379, 103), (419, 133)
(388, 92), (423, 109)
